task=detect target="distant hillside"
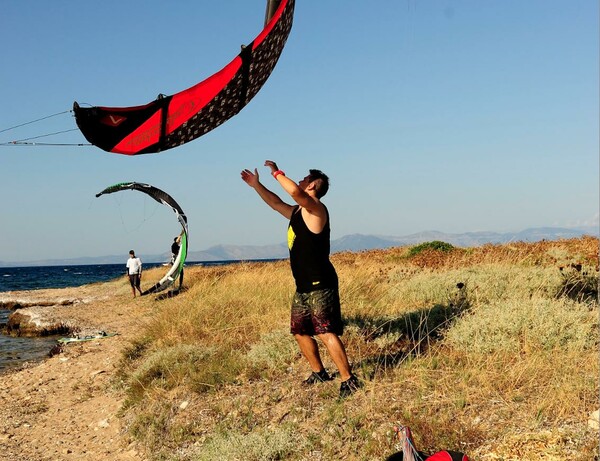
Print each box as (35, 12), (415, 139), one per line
(1, 227), (596, 267)
(187, 243), (288, 262)
(340, 227), (595, 251)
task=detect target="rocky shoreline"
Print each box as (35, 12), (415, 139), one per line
(0, 289), (111, 337)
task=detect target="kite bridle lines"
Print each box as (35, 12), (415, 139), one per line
(0, 109), (91, 147)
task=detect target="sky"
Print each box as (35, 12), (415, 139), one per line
(1, 0), (598, 264)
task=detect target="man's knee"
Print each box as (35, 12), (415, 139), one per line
(294, 333), (313, 342)
(317, 332), (340, 345)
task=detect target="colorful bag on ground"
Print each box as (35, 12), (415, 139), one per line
(386, 425), (469, 461)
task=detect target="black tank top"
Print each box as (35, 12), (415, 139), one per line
(288, 205), (338, 292)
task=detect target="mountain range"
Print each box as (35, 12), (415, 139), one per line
(1, 226), (597, 268)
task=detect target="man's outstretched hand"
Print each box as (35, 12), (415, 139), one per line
(241, 168), (260, 187)
(264, 160), (279, 174)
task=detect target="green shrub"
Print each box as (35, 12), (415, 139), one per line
(128, 344), (244, 401)
(444, 297), (598, 354)
(407, 241), (455, 257)
(246, 329), (298, 375)
(192, 425), (307, 461)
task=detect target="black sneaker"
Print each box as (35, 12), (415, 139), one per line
(339, 374), (362, 398)
(302, 369), (334, 386)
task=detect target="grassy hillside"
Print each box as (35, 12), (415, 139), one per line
(114, 237), (599, 460)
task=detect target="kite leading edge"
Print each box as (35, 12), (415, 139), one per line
(74, 0), (295, 155)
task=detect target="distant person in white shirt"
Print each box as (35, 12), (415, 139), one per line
(126, 250), (143, 297)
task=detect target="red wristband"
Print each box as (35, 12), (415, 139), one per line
(272, 170), (285, 179)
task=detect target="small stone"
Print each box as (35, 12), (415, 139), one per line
(179, 401), (189, 410)
(588, 409), (599, 430)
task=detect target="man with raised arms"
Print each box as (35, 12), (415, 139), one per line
(241, 160), (361, 397)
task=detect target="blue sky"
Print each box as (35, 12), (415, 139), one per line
(1, 0), (598, 264)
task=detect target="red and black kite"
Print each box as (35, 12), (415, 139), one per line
(74, 0), (294, 155)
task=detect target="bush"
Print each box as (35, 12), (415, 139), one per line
(128, 344), (244, 400)
(246, 329), (298, 376)
(192, 425), (307, 461)
(407, 241), (455, 258)
(444, 297), (598, 354)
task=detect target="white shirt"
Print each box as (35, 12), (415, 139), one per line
(126, 257), (142, 275)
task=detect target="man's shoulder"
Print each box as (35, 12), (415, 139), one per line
(301, 200), (328, 218)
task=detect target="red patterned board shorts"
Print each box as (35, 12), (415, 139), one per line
(290, 288), (343, 336)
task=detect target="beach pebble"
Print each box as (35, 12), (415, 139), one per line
(588, 409), (599, 429)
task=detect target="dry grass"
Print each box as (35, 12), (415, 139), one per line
(115, 237), (599, 460)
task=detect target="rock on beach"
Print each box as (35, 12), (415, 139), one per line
(0, 289), (107, 337)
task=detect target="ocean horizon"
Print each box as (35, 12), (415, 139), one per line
(0, 260), (274, 293)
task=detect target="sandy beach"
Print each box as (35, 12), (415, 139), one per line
(0, 281), (149, 461)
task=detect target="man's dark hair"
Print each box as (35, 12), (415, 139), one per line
(308, 169), (329, 198)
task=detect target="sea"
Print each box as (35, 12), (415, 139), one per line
(0, 261), (255, 373)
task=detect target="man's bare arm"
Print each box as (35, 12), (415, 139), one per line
(264, 160), (328, 233)
(264, 161), (324, 212)
(241, 168), (294, 219)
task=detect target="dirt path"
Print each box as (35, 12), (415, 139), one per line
(0, 282), (152, 461)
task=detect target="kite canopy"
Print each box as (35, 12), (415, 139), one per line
(74, 0), (295, 155)
(96, 182), (188, 295)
